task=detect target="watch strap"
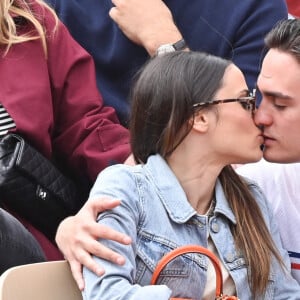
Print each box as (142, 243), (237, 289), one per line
(155, 39), (188, 56)
(172, 39), (187, 51)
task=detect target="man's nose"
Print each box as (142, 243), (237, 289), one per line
(254, 103), (272, 128)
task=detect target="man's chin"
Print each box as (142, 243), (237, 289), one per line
(263, 149), (300, 164)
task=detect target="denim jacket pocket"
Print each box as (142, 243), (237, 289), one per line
(135, 232), (208, 299)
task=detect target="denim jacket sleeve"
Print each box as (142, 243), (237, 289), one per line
(82, 164), (172, 300)
(248, 181), (300, 299)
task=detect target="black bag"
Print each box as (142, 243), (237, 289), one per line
(0, 133), (82, 242)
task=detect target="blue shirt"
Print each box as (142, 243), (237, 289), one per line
(83, 154), (300, 300)
(46, 0), (287, 125)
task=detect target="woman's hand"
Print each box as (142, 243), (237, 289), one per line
(109, 0), (183, 56)
(55, 197), (132, 290)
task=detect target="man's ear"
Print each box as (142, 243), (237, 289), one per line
(190, 111), (210, 133)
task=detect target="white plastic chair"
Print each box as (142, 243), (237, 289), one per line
(0, 260), (82, 300)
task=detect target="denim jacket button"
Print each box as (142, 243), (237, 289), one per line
(211, 221), (219, 233)
(225, 253), (235, 262)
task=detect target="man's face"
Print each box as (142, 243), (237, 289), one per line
(255, 49), (300, 163)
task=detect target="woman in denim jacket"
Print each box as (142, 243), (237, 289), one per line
(82, 51), (300, 299)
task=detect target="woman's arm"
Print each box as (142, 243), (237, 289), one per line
(43, 13), (132, 289)
(46, 15), (130, 182)
(81, 165), (172, 299)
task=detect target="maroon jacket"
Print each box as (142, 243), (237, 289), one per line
(0, 4), (130, 184)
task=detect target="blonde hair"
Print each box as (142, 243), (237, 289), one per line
(0, 0), (58, 56)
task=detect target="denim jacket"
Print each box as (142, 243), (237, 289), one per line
(82, 154), (300, 300)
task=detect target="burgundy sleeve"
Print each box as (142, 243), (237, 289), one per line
(45, 16), (130, 182)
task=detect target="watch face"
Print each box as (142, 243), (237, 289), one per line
(156, 44), (176, 56)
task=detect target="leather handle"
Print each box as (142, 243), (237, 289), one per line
(150, 245), (223, 297)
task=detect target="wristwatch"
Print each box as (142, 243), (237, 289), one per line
(155, 39), (187, 56)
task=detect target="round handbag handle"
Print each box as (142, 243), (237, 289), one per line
(150, 245), (224, 299)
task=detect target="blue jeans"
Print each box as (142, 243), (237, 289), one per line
(0, 208), (46, 275)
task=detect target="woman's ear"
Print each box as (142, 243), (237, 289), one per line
(190, 111), (210, 133)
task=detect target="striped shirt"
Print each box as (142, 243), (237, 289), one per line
(0, 104), (16, 136)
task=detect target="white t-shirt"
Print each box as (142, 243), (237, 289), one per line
(236, 159), (300, 283)
(202, 238), (236, 299)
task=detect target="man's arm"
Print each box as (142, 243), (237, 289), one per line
(109, 0), (185, 56)
(55, 197), (132, 290)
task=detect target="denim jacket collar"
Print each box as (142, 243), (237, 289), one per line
(143, 154), (237, 225)
(214, 180), (237, 224)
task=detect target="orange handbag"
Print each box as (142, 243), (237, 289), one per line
(150, 245), (239, 300)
